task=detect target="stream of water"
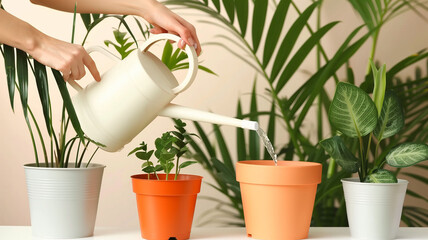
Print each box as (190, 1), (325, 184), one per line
(256, 127), (278, 166)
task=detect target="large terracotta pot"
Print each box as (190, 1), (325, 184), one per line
(236, 160), (322, 240)
(131, 173), (202, 240)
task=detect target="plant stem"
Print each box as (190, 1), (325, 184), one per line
(175, 156), (180, 180)
(358, 136), (365, 181)
(365, 133), (373, 171)
(327, 157), (336, 179)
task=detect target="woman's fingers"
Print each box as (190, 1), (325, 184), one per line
(83, 53), (101, 82)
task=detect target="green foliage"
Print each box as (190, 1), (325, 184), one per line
(1, 7), (98, 168)
(328, 82), (378, 138)
(164, 0), (428, 227)
(319, 136), (359, 173)
(129, 119), (198, 180)
(321, 64), (428, 182)
(104, 29), (136, 59)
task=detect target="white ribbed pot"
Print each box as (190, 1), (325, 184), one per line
(24, 163), (105, 239)
(342, 178), (408, 240)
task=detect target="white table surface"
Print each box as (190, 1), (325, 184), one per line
(1, 226), (428, 240)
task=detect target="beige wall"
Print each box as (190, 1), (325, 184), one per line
(0, 0), (427, 228)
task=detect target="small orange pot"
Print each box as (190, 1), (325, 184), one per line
(236, 160), (322, 240)
(131, 174), (202, 240)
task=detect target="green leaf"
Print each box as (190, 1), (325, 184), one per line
(80, 13), (91, 30)
(329, 82), (378, 138)
(365, 169), (397, 183)
(374, 91), (404, 141)
(136, 150), (154, 161)
(222, 0), (234, 24)
(162, 41), (173, 68)
(51, 69), (85, 142)
(319, 136), (359, 173)
(249, 80), (259, 160)
(16, 49), (28, 118)
(236, 99), (246, 161)
(179, 160), (198, 169)
(34, 60), (51, 135)
(252, 0), (268, 53)
(3, 44), (16, 110)
(371, 61), (386, 116)
(264, 101), (276, 160)
(386, 143), (428, 167)
(270, 2), (318, 80)
(213, 124), (233, 171)
(275, 21), (338, 91)
(212, 0), (221, 12)
(235, 0), (248, 36)
(262, 0), (291, 67)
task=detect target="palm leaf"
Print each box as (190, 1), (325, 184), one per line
(3, 44), (15, 110)
(222, 0), (235, 24)
(16, 49), (28, 118)
(249, 80), (260, 160)
(270, 2), (318, 81)
(252, 0), (268, 53)
(34, 60), (51, 134)
(275, 21), (339, 92)
(51, 69), (85, 142)
(235, 0), (248, 36)
(236, 99), (247, 161)
(213, 124), (233, 171)
(262, 0), (291, 67)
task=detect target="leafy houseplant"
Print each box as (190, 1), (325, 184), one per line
(130, 119), (202, 240)
(320, 62), (428, 183)
(319, 63), (428, 239)
(129, 119), (198, 180)
(0, 6), (106, 238)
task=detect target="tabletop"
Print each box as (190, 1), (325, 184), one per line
(1, 226), (428, 239)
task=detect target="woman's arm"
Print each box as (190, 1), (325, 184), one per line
(30, 0), (201, 55)
(0, 8), (100, 81)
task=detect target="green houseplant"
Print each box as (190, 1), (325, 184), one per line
(0, 7), (106, 238)
(129, 119), (202, 240)
(162, 0), (428, 227)
(320, 62), (428, 239)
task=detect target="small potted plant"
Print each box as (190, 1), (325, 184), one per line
(129, 119), (202, 240)
(320, 62), (428, 239)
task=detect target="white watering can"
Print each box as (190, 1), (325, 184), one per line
(69, 34), (258, 152)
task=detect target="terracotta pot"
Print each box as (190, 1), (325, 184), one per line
(342, 178), (408, 240)
(236, 160), (322, 240)
(131, 174), (202, 240)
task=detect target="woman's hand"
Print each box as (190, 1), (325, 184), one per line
(142, 1), (201, 55)
(29, 35), (101, 82)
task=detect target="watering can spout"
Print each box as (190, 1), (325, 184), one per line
(159, 104), (259, 131)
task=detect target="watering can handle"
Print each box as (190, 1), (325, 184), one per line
(140, 33), (198, 94)
(67, 46), (121, 92)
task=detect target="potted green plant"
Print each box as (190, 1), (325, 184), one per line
(129, 119), (202, 240)
(320, 62), (428, 239)
(1, 7), (106, 238)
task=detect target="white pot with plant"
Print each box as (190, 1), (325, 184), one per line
(129, 119), (202, 240)
(320, 62), (428, 239)
(1, 9), (105, 239)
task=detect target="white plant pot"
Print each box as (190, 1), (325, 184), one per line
(342, 178), (408, 240)
(24, 163), (105, 239)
